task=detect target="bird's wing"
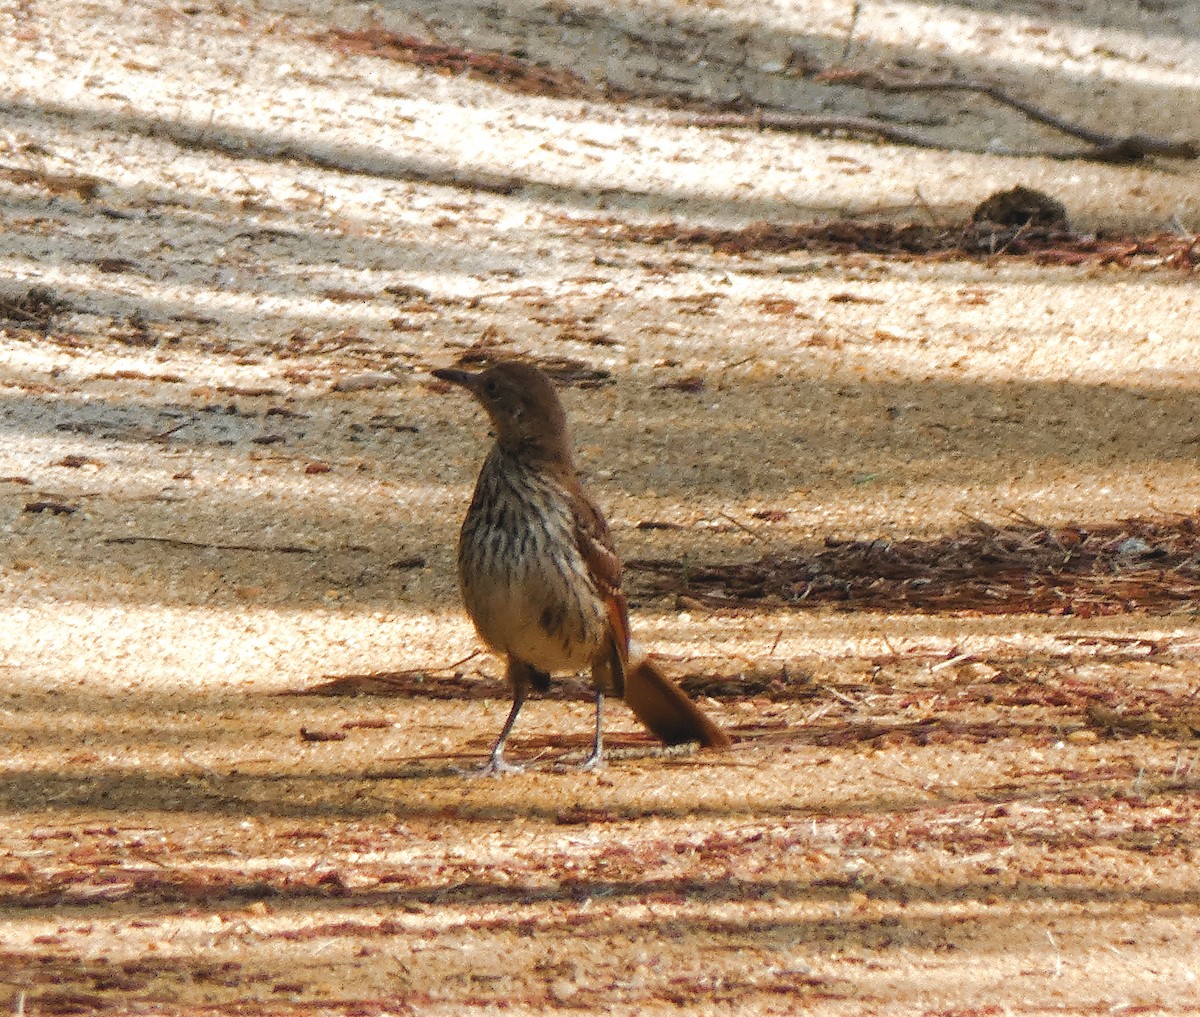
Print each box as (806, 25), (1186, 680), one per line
(570, 486), (631, 659)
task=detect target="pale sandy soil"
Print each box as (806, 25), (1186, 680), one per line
(2, 0), (1200, 1014)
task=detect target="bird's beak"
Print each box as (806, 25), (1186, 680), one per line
(431, 368), (480, 392)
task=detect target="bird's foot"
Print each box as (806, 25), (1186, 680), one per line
(452, 755), (526, 777)
(576, 751), (606, 771)
(477, 755), (526, 777)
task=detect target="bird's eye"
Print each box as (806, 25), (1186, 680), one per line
(483, 380), (500, 396)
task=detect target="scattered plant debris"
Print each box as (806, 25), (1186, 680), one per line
(630, 515), (1200, 617)
(597, 218), (1200, 269)
(319, 27), (606, 101)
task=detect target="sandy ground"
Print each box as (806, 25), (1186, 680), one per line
(2, 0), (1200, 1013)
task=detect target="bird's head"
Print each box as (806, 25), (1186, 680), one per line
(433, 361), (572, 459)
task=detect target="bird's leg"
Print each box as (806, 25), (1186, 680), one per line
(578, 690), (605, 770)
(481, 693), (526, 775)
(476, 656), (534, 776)
(581, 642), (622, 770)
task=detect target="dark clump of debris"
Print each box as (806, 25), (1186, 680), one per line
(630, 515), (1200, 618)
(964, 185), (1071, 252)
(971, 185), (1069, 230)
(0, 285), (69, 327)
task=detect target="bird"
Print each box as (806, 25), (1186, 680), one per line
(432, 360), (730, 773)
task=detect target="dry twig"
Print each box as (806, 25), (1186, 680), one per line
(817, 70), (1199, 162)
(104, 535), (319, 554)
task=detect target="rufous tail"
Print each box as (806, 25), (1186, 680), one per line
(622, 656), (730, 749)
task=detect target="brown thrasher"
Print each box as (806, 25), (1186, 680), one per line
(433, 361), (730, 773)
